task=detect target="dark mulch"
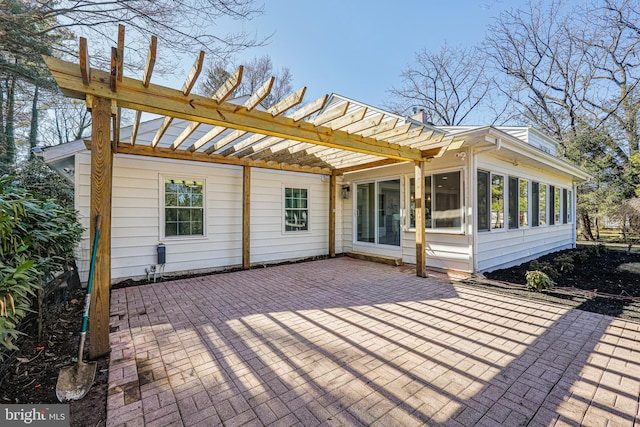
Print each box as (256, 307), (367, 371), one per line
(468, 245), (640, 322)
(0, 289), (108, 427)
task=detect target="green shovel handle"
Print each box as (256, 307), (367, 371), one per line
(80, 215), (101, 334)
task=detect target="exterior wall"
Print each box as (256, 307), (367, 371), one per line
(475, 151), (575, 272)
(77, 153), (335, 282)
(341, 153), (473, 272)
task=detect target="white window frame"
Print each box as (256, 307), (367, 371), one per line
(160, 175), (207, 240)
(407, 168), (465, 235)
(282, 185), (311, 234)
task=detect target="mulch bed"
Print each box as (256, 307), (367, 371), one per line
(0, 289), (108, 427)
(471, 245), (640, 322)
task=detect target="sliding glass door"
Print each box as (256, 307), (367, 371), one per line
(356, 179), (400, 246)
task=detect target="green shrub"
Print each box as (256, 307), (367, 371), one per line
(525, 270), (555, 291)
(553, 253), (575, 274)
(0, 176), (82, 356)
(574, 250), (589, 263)
(585, 244), (606, 257)
(529, 259), (559, 279)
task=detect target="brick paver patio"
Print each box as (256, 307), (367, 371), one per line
(106, 258), (640, 426)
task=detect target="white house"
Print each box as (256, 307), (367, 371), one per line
(41, 94), (589, 282)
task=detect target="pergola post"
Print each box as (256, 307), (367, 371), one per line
(242, 166), (251, 269)
(329, 173), (336, 258)
(415, 161), (426, 277)
(88, 96), (113, 358)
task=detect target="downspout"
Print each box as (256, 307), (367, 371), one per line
(471, 137), (502, 276)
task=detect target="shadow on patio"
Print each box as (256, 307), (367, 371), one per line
(105, 258), (640, 426)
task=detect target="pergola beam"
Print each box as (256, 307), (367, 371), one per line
(114, 143), (333, 175)
(44, 57), (425, 161)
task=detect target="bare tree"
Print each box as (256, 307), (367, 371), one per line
(200, 55), (294, 108)
(387, 44), (496, 125)
(483, 0), (590, 142)
(483, 0), (640, 238)
(578, 0), (640, 158)
(20, 0), (267, 66)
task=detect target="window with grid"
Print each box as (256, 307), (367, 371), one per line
(284, 187), (308, 232)
(164, 179), (204, 237)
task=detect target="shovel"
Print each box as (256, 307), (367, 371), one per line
(56, 215), (101, 402)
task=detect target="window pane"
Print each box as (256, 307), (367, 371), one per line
(563, 188), (568, 224)
(409, 178), (416, 228)
(491, 175), (504, 229)
(284, 187), (309, 232)
(425, 176), (433, 228)
(165, 222), (177, 237)
(531, 182), (539, 226)
(567, 190), (573, 223)
(554, 187), (561, 224)
(357, 183), (376, 242)
(549, 185), (555, 224)
(520, 179), (529, 227)
(434, 172), (460, 229)
(378, 179), (400, 246)
(539, 184), (547, 225)
(508, 177), (519, 229)
(178, 222), (191, 236)
(191, 193), (203, 207)
(477, 171), (489, 231)
(178, 193), (189, 207)
(178, 209), (190, 222)
(165, 179), (204, 237)
(165, 192), (177, 206)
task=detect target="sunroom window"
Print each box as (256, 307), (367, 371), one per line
(539, 184), (547, 226)
(491, 174), (505, 229)
(164, 179), (204, 237)
(409, 170), (463, 232)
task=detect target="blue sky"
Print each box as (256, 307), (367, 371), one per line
(160, 1), (529, 119)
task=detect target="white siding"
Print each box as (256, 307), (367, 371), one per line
(477, 225), (573, 271)
(77, 153), (334, 282)
(402, 231), (472, 272)
(475, 151), (575, 272)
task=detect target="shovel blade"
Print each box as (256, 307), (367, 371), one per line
(56, 361), (97, 402)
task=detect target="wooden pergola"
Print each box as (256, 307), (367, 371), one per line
(44, 26), (462, 358)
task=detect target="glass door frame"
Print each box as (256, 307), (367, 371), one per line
(353, 175), (402, 248)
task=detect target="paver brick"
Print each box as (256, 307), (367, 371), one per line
(106, 258), (640, 427)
